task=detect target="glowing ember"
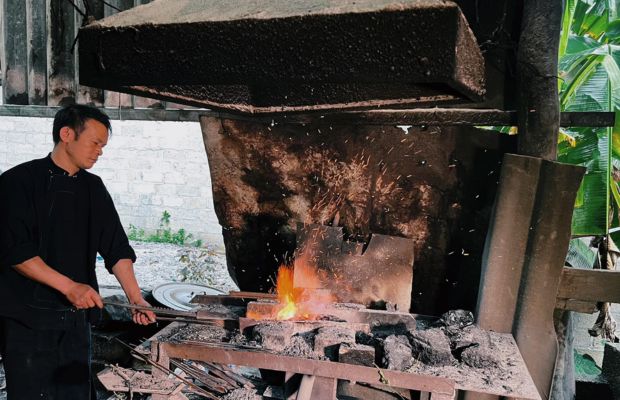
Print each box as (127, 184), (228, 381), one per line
(268, 256), (336, 321)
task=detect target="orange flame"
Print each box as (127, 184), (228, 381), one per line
(270, 256), (336, 321)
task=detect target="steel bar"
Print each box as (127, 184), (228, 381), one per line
(114, 339), (218, 400)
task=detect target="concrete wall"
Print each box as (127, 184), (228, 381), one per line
(0, 115), (224, 248)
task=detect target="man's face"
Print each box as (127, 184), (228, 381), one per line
(64, 119), (109, 170)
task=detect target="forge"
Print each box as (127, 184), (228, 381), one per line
(77, 1), (594, 399)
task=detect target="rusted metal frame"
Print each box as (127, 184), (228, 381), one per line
(0, 104), (612, 128)
(512, 160), (584, 399)
(201, 109), (615, 127)
(156, 341), (456, 397)
(474, 154), (584, 400)
(556, 268), (620, 304)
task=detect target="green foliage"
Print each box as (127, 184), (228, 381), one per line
(126, 211), (203, 247)
(177, 249), (219, 284)
(558, 0), (620, 235)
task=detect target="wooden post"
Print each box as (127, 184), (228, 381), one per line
(516, 0), (564, 160)
(48, 0), (76, 105)
(2, 0), (28, 104)
(26, 0), (47, 104)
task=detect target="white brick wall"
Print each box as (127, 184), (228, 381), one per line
(0, 116), (224, 248)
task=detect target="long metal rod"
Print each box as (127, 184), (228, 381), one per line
(0, 104), (613, 127)
(103, 300), (197, 318)
(114, 339), (219, 400)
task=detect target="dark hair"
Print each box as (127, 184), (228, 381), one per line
(52, 104), (111, 144)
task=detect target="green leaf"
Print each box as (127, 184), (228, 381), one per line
(561, 0), (578, 57)
(566, 238), (597, 268)
(561, 55), (606, 108)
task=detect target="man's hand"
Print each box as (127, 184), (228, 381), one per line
(65, 282), (104, 309)
(130, 298), (156, 325)
(111, 259), (156, 325)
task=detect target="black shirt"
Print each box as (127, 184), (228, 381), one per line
(0, 154), (136, 328)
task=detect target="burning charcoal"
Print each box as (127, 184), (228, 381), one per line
(253, 322), (296, 352)
(313, 326), (355, 361)
(408, 328), (454, 366)
(339, 343), (376, 367)
(381, 335), (414, 371)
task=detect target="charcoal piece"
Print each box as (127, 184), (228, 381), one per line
(382, 335), (413, 371)
(439, 309), (474, 332)
(408, 328), (454, 366)
(314, 326), (355, 361)
(371, 322), (410, 338)
(339, 343), (376, 367)
(282, 333), (319, 359)
(454, 326), (499, 368)
(253, 322), (295, 352)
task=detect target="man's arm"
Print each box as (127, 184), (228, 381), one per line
(14, 256), (103, 309)
(111, 258), (156, 325)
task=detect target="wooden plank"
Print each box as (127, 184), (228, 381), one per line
(48, 0), (76, 105)
(555, 298), (598, 313)
(103, 0), (134, 108)
(75, 0), (104, 106)
(2, 0), (28, 104)
(26, 0), (47, 104)
(557, 268), (620, 304)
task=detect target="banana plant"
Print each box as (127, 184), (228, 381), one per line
(557, 0), (620, 237)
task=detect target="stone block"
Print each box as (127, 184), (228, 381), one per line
(408, 328), (454, 366)
(382, 335), (413, 371)
(253, 322), (296, 352)
(338, 343), (375, 367)
(458, 327), (499, 369)
(313, 326), (356, 361)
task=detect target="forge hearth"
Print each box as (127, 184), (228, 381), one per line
(142, 295), (540, 399)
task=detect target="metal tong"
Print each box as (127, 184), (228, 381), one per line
(102, 300), (231, 325)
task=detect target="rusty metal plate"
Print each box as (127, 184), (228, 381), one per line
(295, 223), (414, 311)
(78, 0), (485, 113)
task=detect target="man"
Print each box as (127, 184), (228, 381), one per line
(0, 104), (156, 399)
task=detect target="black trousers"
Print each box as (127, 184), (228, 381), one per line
(0, 312), (92, 400)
